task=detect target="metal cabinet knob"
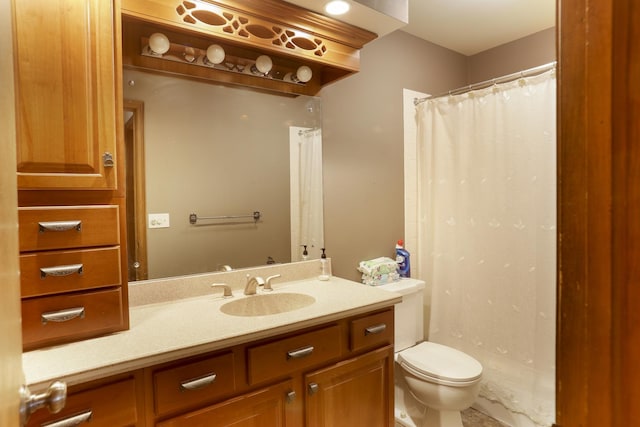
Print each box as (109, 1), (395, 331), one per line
(19, 381), (67, 426)
(308, 383), (320, 395)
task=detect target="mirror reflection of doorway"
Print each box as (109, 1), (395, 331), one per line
(124, 99), (148, 281)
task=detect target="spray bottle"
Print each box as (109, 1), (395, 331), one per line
(396, 240), (411, 278)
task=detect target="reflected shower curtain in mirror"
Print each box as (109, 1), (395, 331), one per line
(291, 128), (324, 260)
(415, 70), (556, 426)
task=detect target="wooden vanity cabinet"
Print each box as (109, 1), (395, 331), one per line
(148, 308), (395, 427)
(12, 0), (129, 350)
(24, 307), (394, 426)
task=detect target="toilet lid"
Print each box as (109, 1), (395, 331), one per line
(398, 342), (482, 383)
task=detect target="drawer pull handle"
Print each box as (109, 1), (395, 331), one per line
(287, 346), (314, 360)
(42, 409), (92, 427)
(286, 390), (296, 403)
(180, 373), (217, 391)
(40, 264), (84, 279)
(365, 323), (387, 336)
(38, 221), (82, 233)
(41, 307), (85, 324)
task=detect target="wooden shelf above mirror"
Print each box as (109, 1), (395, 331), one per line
(121, 0), (378, 96)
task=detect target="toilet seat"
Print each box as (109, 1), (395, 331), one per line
(398, 342), (482, 387)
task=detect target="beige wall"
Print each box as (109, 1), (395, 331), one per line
(320, 31), (468, 281)
(320, 28), (556, 282)
(467, 27), (556, 83)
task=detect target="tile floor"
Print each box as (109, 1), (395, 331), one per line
(462, 408), (509, 426)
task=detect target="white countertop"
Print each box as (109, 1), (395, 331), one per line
(23, 276), (401, 389)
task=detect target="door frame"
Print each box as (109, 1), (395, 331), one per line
(0, 0), (24, 425)
(556, 0), (640, 425)
(123, 99), (148, 281)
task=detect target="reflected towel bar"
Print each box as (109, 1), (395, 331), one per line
(189, 211), (261, 224)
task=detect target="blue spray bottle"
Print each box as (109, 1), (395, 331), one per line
(396, 240), (411, 278)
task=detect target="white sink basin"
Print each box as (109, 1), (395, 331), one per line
(220, 292), (316, 316)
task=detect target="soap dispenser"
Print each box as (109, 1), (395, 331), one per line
(318, 248), (331, 281)
(301, 245), (308, 261)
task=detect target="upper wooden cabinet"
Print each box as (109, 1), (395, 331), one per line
(12, 0), (120, 190)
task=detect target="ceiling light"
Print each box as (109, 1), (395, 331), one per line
(141, 36), (313, 84)
(325, 0), (350, 16)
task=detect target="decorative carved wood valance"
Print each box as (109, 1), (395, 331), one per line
(121, 0), (378, 95)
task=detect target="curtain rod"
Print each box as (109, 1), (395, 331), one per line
(414, 61), (557, 106)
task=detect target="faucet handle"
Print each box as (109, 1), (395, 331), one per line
(264, 274), (281, 291)
(211, 283), (233, 297)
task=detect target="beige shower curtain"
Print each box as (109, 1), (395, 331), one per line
(415, 70), (556, 426)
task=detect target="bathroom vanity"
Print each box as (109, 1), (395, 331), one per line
(11, 0), (381, 352)
(12, 1), (399, 424)
(23, 266), (401, 426)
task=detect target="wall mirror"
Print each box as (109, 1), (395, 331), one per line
(123, 69), (324, 280)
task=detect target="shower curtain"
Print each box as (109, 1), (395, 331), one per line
(415, 70), (556, 426)
(290, 128), (324, 260)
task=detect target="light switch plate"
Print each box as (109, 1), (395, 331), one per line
(148, 213), (170, 229)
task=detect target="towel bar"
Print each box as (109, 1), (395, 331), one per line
(189, 211), (261, 224)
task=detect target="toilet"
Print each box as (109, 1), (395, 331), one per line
(378, 279), (483, 427)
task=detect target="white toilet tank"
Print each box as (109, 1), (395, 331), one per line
(378, 278), (426, 352)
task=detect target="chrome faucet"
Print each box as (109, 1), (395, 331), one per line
(263, 274), (281, 292)
(244, 275), (265, 295)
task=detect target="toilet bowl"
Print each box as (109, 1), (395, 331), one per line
(398, 341), (482, 427)
(378, 279), (483, 427)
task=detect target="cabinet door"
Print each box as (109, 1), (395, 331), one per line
(305, 345), (394, 427)
(13, 0), (118, 190)
(157, 379), (295, 427)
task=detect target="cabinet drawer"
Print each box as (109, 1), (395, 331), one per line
(22, 287), (125, 350)
(19, 206), (119, 252)
(26, 378), (137, 427)
(157, 379), (294, 427)
(247, 325), (342, 385)
(350, 309), (394, 352)
(20, 246), (121, 298)
(154, 352), (236, 417)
